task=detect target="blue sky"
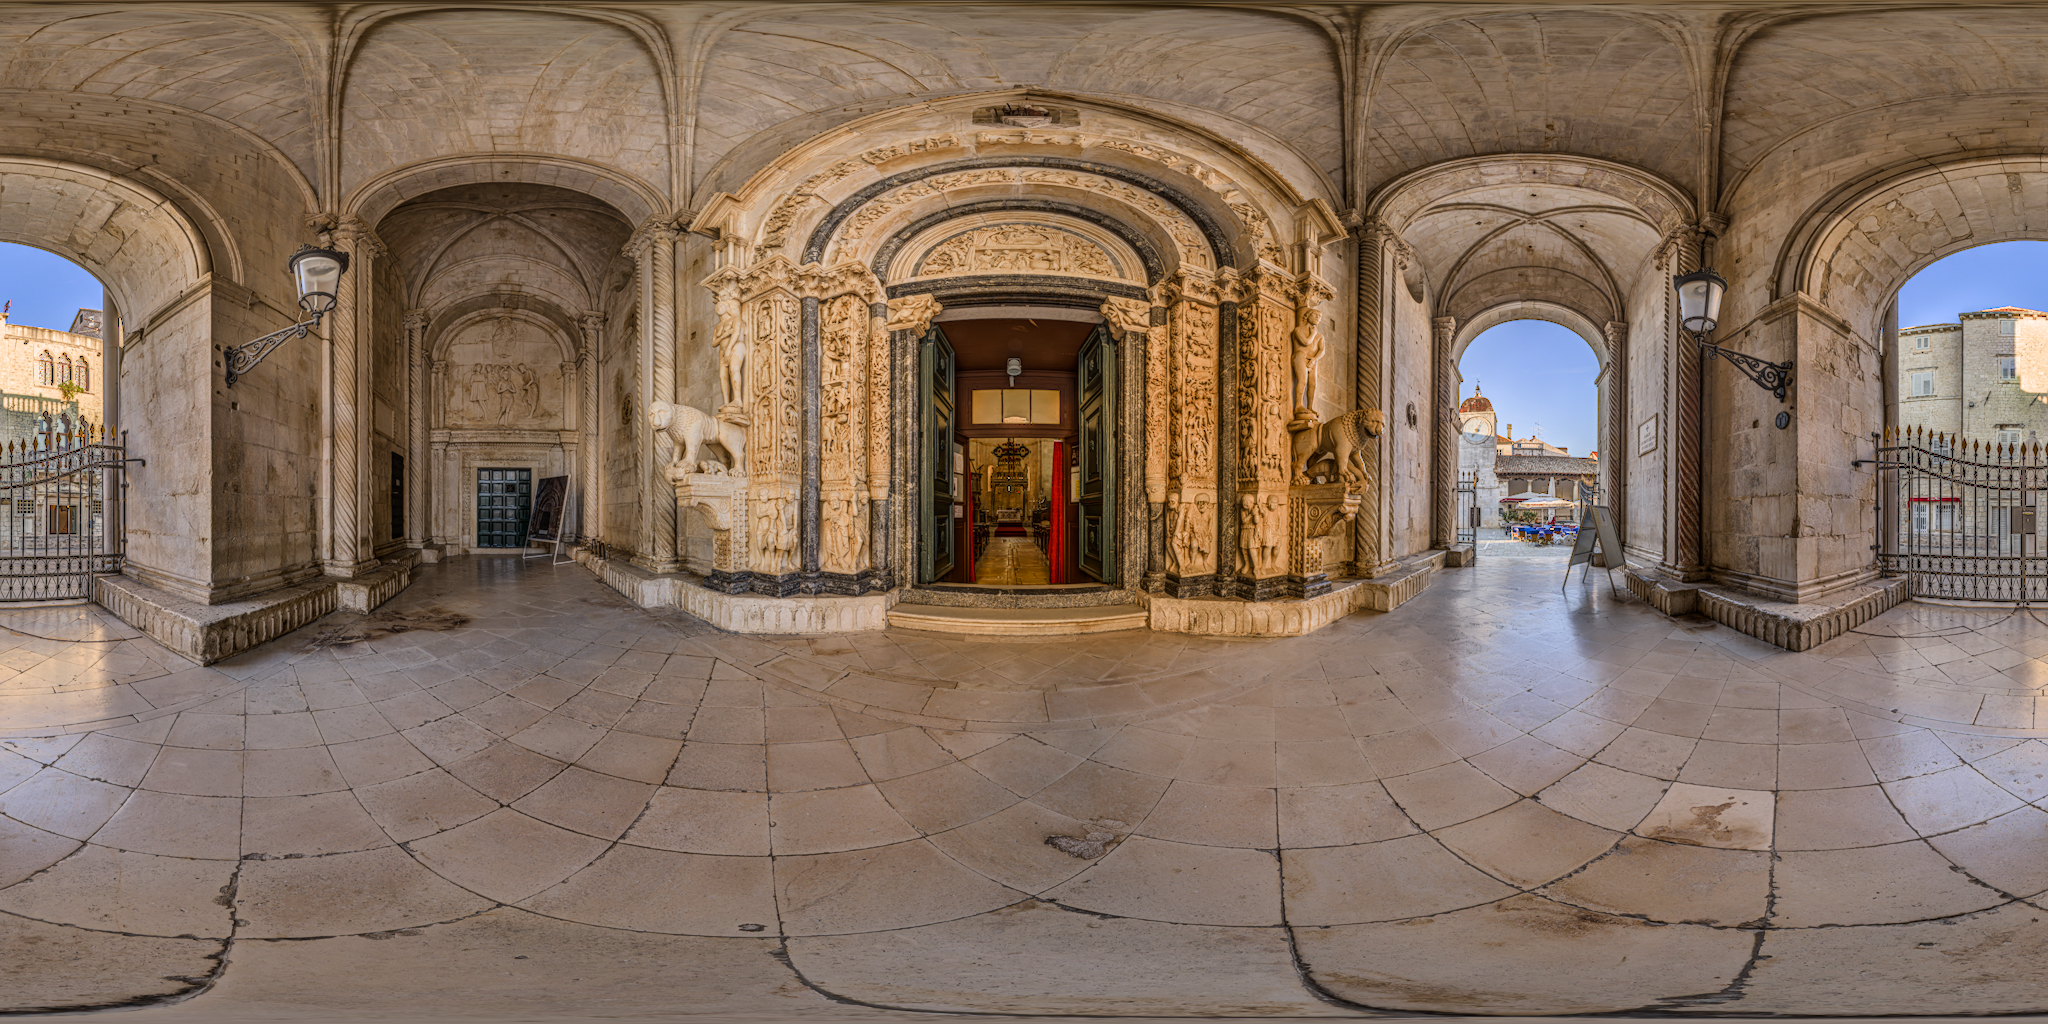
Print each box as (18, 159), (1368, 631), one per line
(0, 242), (102, 330)
(1895, 240), (2048, 328)
(1458, 320), (1602, 456)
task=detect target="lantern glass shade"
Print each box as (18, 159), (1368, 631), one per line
(289, 246), (349, 315)
(1673, 268), (1727, 333)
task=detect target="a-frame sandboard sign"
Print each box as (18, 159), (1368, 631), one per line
(1565, 505), (1626, 595)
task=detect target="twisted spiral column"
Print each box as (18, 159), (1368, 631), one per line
(578, 312), (605, 545)
(324, 223), (378, 576)
(1431, 316), (1457, 550)
(404, 309), (429, 548)
(640, 224), (680, 574)
(1601, 320), (1628, 540)
(1353, 227), (1385, 576)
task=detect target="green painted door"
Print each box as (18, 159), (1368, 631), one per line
(476, 468), (532, 548)
(918, 325), (956, 583)
(1075, 323), (1115, 583)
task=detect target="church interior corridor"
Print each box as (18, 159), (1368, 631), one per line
(9, 0), (2048, 1016)
(4, 554), (2048, 1018)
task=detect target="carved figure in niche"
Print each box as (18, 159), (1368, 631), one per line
(713, 288), (748, 417)
(487, 314), (517, 360)
(1290, 409), (1384, 486)
(1166, 492), (1213, 576)
(1237, 494), (1263, 577)
(1290, 308), (1324, 426)
(823, 494), (868, 572)
(1256, 495), (1285, 575)
(518, 364), (540, 418)
(650, 400), (747, 474)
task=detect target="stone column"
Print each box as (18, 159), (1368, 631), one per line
(323, 221), (381, 577)
(1664, 231), (1707, 581)
(1102, 296), (1155, 593)
(1430, 315), (1458, 550)
(1601, 320), (1628, 538)
(429, 359), (450, 547)
(577, 312), (604, 544)
(1163, 270), (1223, 597)
(403, 309), (429, 549)
(635, 223), (680, 574)
(1353, 225), (1391, 577)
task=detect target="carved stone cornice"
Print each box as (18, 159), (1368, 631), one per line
(885, 293), (944, 336)
(622, 217), (681, 259)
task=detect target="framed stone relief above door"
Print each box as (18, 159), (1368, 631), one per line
(440, 313), (569, 432)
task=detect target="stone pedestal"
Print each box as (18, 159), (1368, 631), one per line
(1285, 482), (1360, 599)
(671, 469), (750, 593)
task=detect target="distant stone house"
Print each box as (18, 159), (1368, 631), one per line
(1898, 306), (2048, 448)
(0, 305), (104, 451)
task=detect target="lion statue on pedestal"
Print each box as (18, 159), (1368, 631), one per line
(1290, 408), (1384, 486)
(649, 400), (747, 475)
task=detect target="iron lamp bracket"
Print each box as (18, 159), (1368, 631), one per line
(225, 312), (324, 387)
(1689, 330), (1793, 402)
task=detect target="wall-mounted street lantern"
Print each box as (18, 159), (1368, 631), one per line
(1673, 268), (1794, 411)
(224, 243), (350, 387)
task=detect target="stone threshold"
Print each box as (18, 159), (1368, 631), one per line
(1624, 568), (1908, 652)
(888, 603), (1148, 635)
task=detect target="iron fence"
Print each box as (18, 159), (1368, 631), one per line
(0, 428), (128, 601)
(1456, 470), (1478, 547)
(1872, 427), (2044, 602)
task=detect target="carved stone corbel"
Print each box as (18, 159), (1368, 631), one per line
(885, 293), (943, 336)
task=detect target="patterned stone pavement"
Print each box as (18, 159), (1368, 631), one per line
(2, 554), (2046, 1019)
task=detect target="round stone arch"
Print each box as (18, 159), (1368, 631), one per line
(345, 154), (669, 233)
(1776, 155), (2048, 340)
(0, 156), (225, 597)
(1368, 155), (1689, 551)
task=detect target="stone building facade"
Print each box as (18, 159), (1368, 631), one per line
(1898, 306), (2048, 446)
(0, 306), (103, 450)
(4, 2), (2043, 657)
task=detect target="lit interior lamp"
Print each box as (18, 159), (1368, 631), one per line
(225, 243), (352, 387)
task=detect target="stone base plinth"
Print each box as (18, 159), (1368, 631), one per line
(1357, 551), (1445, 612)
(1442, 543), (1476, 567)
(1147, 578), (1373, 637)
(94, 573), (338, 665)
(336, 558), (414, 613)
(1626, 569), (1909, 652)
(577, 550), (896, 634)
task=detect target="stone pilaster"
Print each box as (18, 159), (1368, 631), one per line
(1602, 320), (1628, 538)
(1430, 315), (1457, 550)
(323, 220), (381, 577)
(1231, 267), (1298, 600)
(634, 222), (681, 575)
(1162, 269), (1222, 597)
(403, 309), (429, 549)
(577, 311), (604, 544)
(1353, 225), (1393, 578)
(1664, 230), (1707, 582)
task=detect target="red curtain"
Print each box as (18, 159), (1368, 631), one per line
(1048, 441), (1065, 584)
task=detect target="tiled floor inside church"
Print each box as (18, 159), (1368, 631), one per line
(4, 555), (2047, 1019)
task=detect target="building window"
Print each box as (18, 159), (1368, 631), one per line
(75, 362), (87, 392)
(1913, 334), (1930, 350)
(1910, 371), (1935, 397)
(35, 352), (52, 386)
(1997, 429), (2022, 445)
(2001, 319), (2017, 335)
(2000, 356), (2018, 380)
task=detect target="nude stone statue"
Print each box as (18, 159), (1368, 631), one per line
(1290, 307), (1324, 423)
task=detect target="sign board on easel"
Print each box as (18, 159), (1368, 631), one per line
(525, 476), (575, 564)
(1565, 505), (1626, 594)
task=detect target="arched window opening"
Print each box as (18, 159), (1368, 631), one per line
(36, 351), (52, 386)
(1885, 241), (2048, 601)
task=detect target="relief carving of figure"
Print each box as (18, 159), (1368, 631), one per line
(1237, 494), (1262, 577)
(1256, 495), (1285, 575)
(714, 288), (748, 416)
(1290, 409), (1384, 487)
(1290, 308), (1324, 425)
(1167, 492), (1213, 576)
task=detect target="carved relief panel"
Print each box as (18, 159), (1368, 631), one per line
(1164, 271), (1220, 578)
(819, 292), (871, 575)
(914, 224), (1120, 279)
(439, 314), (566, 430)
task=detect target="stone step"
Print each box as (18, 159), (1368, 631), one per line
(886, 603), (1150, 636)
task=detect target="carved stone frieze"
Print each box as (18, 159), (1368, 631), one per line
(914, 223), (1120, 279)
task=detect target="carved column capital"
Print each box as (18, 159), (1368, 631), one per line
(884, 293), (943, 336)
(1099, 296), (1152, 340)
(402, 308), (430, 332)
(578, 311), (607, 334)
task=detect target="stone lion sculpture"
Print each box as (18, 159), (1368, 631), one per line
(649, 400), (747, 475)
(1290, 408), (1384, 485)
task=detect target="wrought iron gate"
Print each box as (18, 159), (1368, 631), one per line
(1455, 470), (1479, 547)
(1872, 427), (2044, 602)
(0, 428), (128, 601)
